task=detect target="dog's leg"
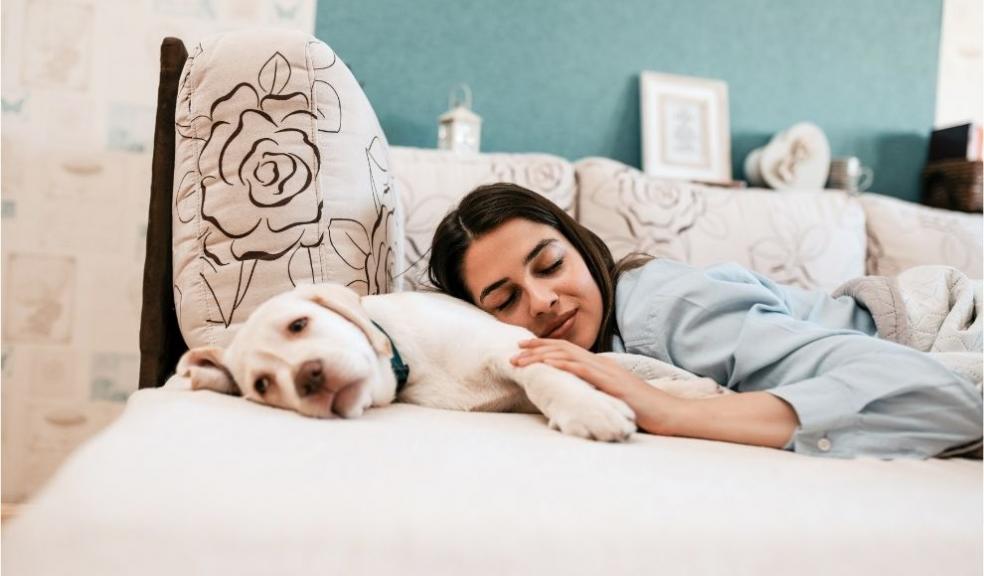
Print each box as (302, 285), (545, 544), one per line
(484, 356), (636, 442)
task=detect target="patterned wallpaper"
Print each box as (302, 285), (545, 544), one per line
(0, 0), (317, 503)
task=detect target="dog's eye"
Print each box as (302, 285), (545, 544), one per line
(254, 377), (270, 395)
(288, 317), (308, 334)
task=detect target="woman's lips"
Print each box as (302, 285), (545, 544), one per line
(544, 310), (577, 339)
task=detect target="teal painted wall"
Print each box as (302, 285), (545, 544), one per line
(316, 0), (943, 202)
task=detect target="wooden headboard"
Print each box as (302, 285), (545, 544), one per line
(138, 38), (189, 389)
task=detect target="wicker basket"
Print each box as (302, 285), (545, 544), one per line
(922, 160), (983, 213)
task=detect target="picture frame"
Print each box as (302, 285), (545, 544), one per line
(640, 71), (732, 184)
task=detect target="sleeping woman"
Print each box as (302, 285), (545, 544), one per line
(426, 183), (983, 459)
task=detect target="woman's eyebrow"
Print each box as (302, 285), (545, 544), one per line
(478, 238), (557, 304)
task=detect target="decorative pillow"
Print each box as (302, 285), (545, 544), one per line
(172, 29), (402, 349)
(575, 157), (867, 292)
(861, 194), (983, 279)
(390, 146), (575, 290)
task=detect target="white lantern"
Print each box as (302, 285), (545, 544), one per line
(437, 83), (482, 153)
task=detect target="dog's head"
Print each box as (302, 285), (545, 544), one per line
(176, 284), (394, 419)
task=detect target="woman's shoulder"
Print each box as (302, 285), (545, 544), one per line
(613, 259), (720, 352)
(615, 258), (706, 311)
(616, 259), (783, 316)
(614, 259), (790, 349)
(619, 258), (758, 291)
(619, 257), (692, 284)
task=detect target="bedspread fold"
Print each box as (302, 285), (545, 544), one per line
(833, 265), (983, 392)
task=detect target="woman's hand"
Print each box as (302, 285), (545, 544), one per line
(511, 338), (642, 398)
(511, 338), (798, 448)
(511, 338), (685, 435)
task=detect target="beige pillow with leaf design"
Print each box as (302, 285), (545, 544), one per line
(575, 157), (866, 291)
(861, 194), (982, 279)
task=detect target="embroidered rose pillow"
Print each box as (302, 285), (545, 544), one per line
(172, 29), (402, 348)
(575, 157), (866, 292)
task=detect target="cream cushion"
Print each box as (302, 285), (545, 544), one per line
(172, 29), (402, 348)
(576, 157), (867, 291)
(860, 194), (983, 279)
(390, 146), (575, 289)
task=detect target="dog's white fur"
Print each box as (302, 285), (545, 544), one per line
(177, 283), (724, 442)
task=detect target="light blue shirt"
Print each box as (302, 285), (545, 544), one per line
(613, 259), (984, 459)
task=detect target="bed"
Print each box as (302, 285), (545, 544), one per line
(3, 31), (981, 576)
(4, 379), (981, 575)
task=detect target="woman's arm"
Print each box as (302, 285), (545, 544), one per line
(513, 338), (798, 449)
(612, 261), (982, 458)
(619, 385), (798, 449)
(514, 328), (983, 457)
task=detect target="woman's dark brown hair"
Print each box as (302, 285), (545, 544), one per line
(427, 183), (651, 352)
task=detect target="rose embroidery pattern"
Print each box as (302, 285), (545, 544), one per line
(327, 136), (398, 295)
(600, 168), (708, 261)
(392, 173), (453, 291)
(748, 225), (826, 289)
(176, 50), (324, 328)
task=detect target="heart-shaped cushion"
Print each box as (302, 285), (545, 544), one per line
(758, 122), (831, 190)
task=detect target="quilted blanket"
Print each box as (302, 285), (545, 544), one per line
(833, 266), (983, 392)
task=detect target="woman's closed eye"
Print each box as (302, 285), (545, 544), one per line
(495, 291), (518, 312)
(541, 258), (563, 275)
(493, 258), (564, 312)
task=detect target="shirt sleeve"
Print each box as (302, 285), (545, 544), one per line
(616, 260), (984, 459)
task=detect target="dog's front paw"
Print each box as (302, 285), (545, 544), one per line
(546, 389), (636, 442)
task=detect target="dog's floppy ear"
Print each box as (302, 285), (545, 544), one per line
(294, 283), (392, 357)
(176, 347), (241, 396)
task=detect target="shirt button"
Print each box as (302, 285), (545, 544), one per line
(817, 437), (832, 452)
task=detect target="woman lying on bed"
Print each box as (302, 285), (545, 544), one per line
(426, 183), (983, 459)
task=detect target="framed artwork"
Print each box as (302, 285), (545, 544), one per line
(640, 72), (731, 183)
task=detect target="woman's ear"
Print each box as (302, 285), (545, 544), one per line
(176, 347), (241, 396)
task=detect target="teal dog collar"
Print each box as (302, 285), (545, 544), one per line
(370, 320), (409, 392)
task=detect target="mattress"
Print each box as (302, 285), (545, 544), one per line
(3, 382), (982, 576)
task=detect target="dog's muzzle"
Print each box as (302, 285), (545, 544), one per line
(295, 359), (326, 397)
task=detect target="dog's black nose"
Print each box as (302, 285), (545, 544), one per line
(295, 359), (325, 397)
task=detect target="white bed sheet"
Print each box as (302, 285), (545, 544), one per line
(3, 385), (981, 576)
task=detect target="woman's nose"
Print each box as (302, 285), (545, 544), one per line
(527, 282), (558, 315)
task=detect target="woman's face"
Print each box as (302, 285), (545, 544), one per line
(462, 218), (603, 349)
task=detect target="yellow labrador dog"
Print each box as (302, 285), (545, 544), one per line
(177, 284), (724, 442)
